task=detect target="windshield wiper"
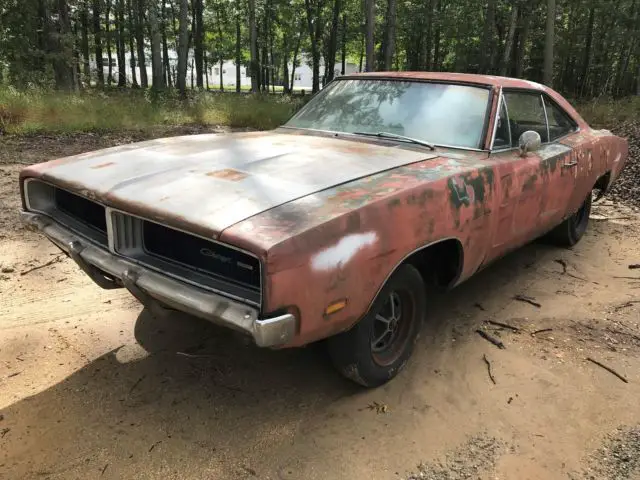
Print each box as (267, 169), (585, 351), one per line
(352, 131), (436, 151)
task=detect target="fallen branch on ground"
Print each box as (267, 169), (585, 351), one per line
(553, 259), (588, 281)
(613, 276), (640, 280)
(629, 264), (640, 269)
(555, 259), (568, 274)
(128, 375), (146, 394)
(484, 320), (520, 333)
(614, 300), (640, 311)
(148, 441), (162, 452)
(586, 357), (628, 384)
(482, 354), (496, 384)
(20, 254), (65, 276)
(531, 328), (553, 335)
(513, 295), (541, 308)
(476, 329), (505, 349)
(176, 351), (216, 358)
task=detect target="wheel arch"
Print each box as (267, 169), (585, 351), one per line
(360, 237), (465, 320)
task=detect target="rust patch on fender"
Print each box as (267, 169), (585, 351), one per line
(206, 168), (248, 181)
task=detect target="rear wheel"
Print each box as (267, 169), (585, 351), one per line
(545, 191), (592, 247)
(327, 264), (425, 387)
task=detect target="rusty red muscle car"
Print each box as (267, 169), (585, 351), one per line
(19, 72), (629, 387)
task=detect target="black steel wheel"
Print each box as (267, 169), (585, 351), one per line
(327, 264), (426, 387)
(544, 191), (592, 247)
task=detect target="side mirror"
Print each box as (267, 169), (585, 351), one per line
(518, 131), (542, 156)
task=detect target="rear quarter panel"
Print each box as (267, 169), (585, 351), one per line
(559, 128), (629, 212)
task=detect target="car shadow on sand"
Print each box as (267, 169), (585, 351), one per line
(0, 237), (571, 478)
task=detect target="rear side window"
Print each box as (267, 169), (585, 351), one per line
(544, 98), (577, 140)
(503, 92), (549, 145)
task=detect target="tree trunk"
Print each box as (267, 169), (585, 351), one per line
(135, 0), (148, 88)
(204, 54), (209, 89)
(365, 0), (375, 72)
(480, 0), (496, 73)
(515, 9), (530, 78)
(161, 0), (171, 88)
(105, 0), (113, 84)
(73, 19), (83, 89)
(194, 0), (203, 89)
(249, 0), (259, 92)
(500, 3), (518, 76)
(219, 58), (224, 91)
(80, 3), (91, 85)
(326, 0), (341, 81)
(268, 2), (275, 92)
(290, 20), (303, 90)
(424, 0), (433, 70)
(382, 0), (396, 70)
(282, 33), (290, 93)
(127, 0), (139, 87)
(53, 0), (77, 91)
(117, 0), (127, 87)
(304, 0), (322, 92)
(341, 13), (347, 75)
(543, 0), (555, 86)
(433, 0), (442, 70)
(261, 9), (269, 92)
(93, 0), (104, 86)
(359, 25), (365, 72)
(236, 16), (241, 93)
(579, 5), (595, 94)
(37, 0), (50, 74)
(176, 0), (189, 96)
(149, 0), (164, 91)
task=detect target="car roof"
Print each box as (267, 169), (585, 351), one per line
(344, 71), (589, 129)
(348, 71), (551, 91)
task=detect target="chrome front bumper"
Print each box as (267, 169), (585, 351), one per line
(20, 211), (296, 347)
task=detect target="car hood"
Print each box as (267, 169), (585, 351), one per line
(24, 131), (437, 238)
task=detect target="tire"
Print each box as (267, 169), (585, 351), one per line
(327, 264), (426, 388)
(545, 191), (592, 247)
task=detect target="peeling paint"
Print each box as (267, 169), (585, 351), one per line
(311, 232), (378, 271)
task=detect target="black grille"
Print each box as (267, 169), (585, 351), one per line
(142, 220), (261, 291)
(55, 188), (107, 235)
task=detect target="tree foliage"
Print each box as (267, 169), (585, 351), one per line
(0, 0), (638, 97)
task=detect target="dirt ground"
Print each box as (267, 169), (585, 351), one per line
(1, 134), (640, 480)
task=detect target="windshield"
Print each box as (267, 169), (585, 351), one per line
(285, 79), (491, 149)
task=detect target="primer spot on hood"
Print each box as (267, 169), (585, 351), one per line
(311, 232), (378, 271)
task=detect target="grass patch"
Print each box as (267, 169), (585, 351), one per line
(0, 87), (306, 135)
(576, 96), (640, 128)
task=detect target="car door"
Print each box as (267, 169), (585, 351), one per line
(484, 89), (578, 263)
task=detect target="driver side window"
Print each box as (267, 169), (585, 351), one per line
(503, 92), (549, 146)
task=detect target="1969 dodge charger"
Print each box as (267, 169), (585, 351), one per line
(19, 73), (629, 387)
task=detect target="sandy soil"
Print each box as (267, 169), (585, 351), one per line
(1, 135), (640, 480)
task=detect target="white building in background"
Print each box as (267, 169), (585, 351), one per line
(90, 49), (359, 91)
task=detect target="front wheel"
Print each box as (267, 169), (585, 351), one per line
(544, 191), (592, 247)
(327, 264), (426, 387)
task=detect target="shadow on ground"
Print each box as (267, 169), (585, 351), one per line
(0, 239), (587, 479)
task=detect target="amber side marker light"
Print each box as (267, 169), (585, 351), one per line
(324, 299), (348, 316)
